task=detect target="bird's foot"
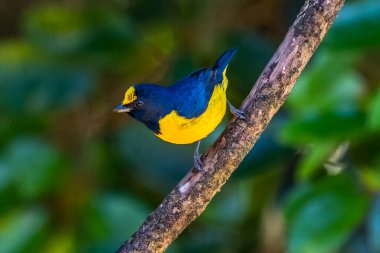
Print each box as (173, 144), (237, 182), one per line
(227, 100), (249, 122)
(194, 153), (206, 174)
(193, 140), (206, 174)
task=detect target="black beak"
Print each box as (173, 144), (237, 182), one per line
(113, 104), (132, 113)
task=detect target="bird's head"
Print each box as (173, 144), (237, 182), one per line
(114, 85), (145, 114)
(114, 84), (172, 133)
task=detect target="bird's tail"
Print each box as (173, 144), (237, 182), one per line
(212, 48), (238, 72)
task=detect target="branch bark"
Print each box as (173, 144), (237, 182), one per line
(116, 0), (345, 252)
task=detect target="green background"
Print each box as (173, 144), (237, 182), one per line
(0, 0), (379, 252)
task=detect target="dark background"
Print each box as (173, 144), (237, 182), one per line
(0, 0), (379, 252)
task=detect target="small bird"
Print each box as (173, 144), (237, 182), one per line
(114, 48), (246, 173)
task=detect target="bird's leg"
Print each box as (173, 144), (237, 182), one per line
(194, 140), (206, 174)
(227, 99), (248, 121)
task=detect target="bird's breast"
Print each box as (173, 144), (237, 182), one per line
(156, 81), (227, 144)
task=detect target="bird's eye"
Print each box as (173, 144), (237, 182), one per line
(135, 101), (144, 108)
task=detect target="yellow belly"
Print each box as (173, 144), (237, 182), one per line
(157, 82), (227, 144)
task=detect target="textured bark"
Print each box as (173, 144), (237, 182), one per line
(116, 0), (345, 252)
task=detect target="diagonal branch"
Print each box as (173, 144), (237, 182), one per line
(116, 0), (345, 252)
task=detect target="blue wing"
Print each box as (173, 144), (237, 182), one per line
(170, 67), (214, 118)
(169, 48), (237, 119)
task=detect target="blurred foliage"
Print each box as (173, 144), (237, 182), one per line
(0, 0), (379, 252)
(285, 174), (369, 253)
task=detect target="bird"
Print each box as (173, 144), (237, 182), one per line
(114, 48), (247, 173)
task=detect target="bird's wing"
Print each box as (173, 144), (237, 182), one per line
(166, 49), (237, 119)
(171, 67), (218, 118)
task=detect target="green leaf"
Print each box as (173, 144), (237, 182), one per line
(324, 0), (380, 49)
(297, 142), (336, 181)
(368, 195), (380, 252)
(0, 42), (93, 115)
(23, 5), (136, 57)
(0, 41), (41, 67)
(0, 161), (12, 191)
(280, 111), (367, 145)
(368, 89), (380, 131)
(285, 174), (369, 253)
(359, 165), (380, 191)
(0, 208), (48, 253)
(4, 137), (65, 198)
(40, 230), (76, 253)
(287, 51), (362, 114)
(81, 193), (149, 252)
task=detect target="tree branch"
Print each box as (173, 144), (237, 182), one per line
(116, 0), (345, 252)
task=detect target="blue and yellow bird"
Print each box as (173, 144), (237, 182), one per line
(114, 48), (246, 172)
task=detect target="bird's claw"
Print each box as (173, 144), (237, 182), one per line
(193, 140), (206, 174)
(227, 100), (250, 123)
(194, 154), (206, 174)
(230, 107), (247, 121)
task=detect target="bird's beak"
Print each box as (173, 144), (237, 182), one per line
(113, 104), (132, 113)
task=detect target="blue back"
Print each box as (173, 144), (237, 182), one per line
(170, 48), (237, 118)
